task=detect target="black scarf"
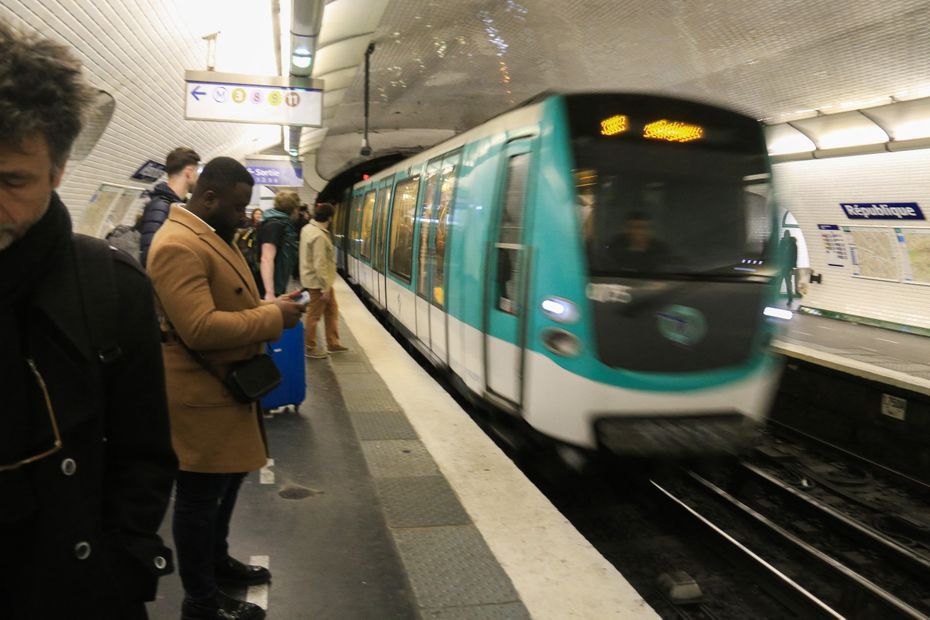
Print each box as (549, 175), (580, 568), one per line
(0, 193), (72, 522)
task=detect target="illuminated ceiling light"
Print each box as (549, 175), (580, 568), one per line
(765, 125), (816, 156)
(891, 119), (930, 141)
(818, 125), (888, 149)
(291, 48), (312, 69)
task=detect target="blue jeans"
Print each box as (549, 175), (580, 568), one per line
(172, 471), (246, 601)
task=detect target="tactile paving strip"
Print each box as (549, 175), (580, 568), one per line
(393, 526), (521, 609)
(341, 384), (403, 413)
(376, 476), (471, 528)
(351, 411), (419, 441)
(332, 317), (529, 617)
(421, 602), (532, 619)
(361, 440), (440, 478)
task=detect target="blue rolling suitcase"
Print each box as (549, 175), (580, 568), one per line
(261, 323), (307, 412)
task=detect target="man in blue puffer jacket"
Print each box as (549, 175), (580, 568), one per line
(139, 146), (200, 267)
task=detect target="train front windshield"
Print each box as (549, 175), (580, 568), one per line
(566, 95), (775, 279)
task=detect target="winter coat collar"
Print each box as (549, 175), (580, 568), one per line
(168, 205), (256, 294)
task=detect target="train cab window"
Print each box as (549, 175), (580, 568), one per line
(389, 176), (420, 282)
(416, 168), (441, 298)
(373, 187), (391, 271)
(360, 190), (376, 260)
(431, 157), (459, 308)
(496, 154), (529, 314)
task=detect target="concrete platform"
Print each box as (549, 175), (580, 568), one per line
(773, 311), (930, 397)
(148, 276), (657, 619)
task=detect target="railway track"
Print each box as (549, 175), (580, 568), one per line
(648, 421), (930, 620)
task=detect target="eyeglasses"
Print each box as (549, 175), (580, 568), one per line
(0, 359), (62, 472)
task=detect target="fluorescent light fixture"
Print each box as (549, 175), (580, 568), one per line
(763, 307), (793, 320)
(541, 297), (580, 323)
(765, 124), (815, 156)
(818, 125), (888, 149)
(891, 119), (930, 141)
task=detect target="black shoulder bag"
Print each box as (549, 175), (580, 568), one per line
(175, 337), (281, 405)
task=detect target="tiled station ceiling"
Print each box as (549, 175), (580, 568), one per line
(3, 0), (930, 187)
(318, 0), (930, 177)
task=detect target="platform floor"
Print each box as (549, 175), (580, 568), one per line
(773, 309), (930, 396)
(149, 277), (655, 619)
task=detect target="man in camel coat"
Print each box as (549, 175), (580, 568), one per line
(148, 157), (305, 620)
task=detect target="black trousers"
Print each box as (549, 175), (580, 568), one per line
(172, 471), (246, 601)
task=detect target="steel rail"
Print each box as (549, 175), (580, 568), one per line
(739, 461), (930, 583)
(649, 479), (844, 620)
(686, 471), (928, 619)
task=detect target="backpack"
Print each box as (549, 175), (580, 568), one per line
(236, 226), (261, 275)
(105, 225), (142, 264)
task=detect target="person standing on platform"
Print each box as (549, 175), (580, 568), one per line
(778, 230), (799, 305)
(300, 202), (348, 358)
(257, 190), (301, 299)
(0, 23), (177, 619)
(148, 157), (305, 620)
(139, 146), (200, 268)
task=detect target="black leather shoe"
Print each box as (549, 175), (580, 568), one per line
(181, 591), (266, 619)
(215, 556), (272, 587)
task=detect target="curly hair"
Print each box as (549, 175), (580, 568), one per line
(0, 23), (96, 167)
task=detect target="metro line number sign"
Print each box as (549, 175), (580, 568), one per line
(184, 70), (323, 127)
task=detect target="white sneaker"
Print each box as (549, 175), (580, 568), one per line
(305, 347), (329, 359)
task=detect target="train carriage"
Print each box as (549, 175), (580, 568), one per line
(335, 92), (784, 456)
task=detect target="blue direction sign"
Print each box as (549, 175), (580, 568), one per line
(246, 158), (303, 186)
(190, 85), (207, 101)
(131, 160), (166, 183)
(841, 202), (925, 220)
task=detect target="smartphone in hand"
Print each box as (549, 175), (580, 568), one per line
(288, 288), (311, 304)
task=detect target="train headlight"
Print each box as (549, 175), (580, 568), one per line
(541, 297), (580, 323)
(763, 306), (793, 320)
(541, 328), (582, 357)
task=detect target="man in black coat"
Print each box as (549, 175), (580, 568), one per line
(139, 146), (201, 267)
(0, 23), (177, 619)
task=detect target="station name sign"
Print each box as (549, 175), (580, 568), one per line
(840, 202), (925, 220)
(184, 70), (323, 128)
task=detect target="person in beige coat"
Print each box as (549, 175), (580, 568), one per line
(148, 157), (305, 620)
(299, 202), (347, 358)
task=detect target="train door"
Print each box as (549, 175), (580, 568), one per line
(359, 189), (377, 295)
(484, 138), (533, 406)
(374, 182), (392, 307)
(414, 160), (443, 348)
(428, 151), (461, 364)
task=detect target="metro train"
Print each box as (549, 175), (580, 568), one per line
(333, 91), (784, 456)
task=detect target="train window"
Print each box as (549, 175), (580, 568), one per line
(373, 186), (391, 271)
(496, 154), (529, 314)
(389, 176), (420, 282)
(416, 168), (441, 298)
(348, 192), (364, 257)
(431, 154), (460, 308)
(360, 190), (376, 260)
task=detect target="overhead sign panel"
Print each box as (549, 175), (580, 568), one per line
(131, 160), (166, 183)
(841, 202), (925, 220)
(184, 70), (323, 127)
(245, 156), (303, 187)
